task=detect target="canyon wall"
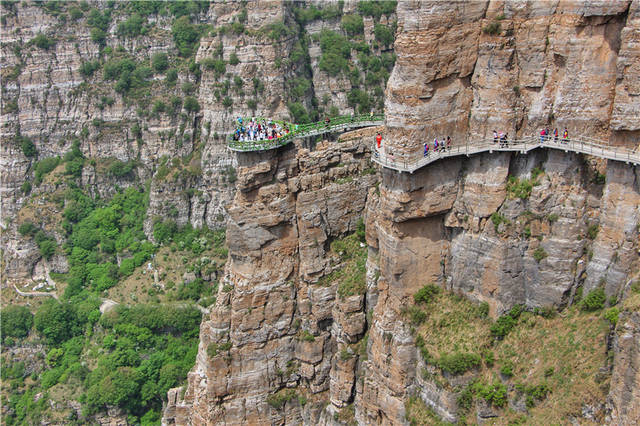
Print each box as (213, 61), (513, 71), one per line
(167, 1), (640, 425)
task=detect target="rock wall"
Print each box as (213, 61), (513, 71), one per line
(163, 127), (380, 425)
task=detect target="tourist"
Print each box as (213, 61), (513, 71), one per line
(446, 136), (451, 151)
(424, 142), (429, 157)
(562, 128), (569, 143)
(376, 132), (382, 149)
(434, 138), (439, 152)
(553, 128), (559, 143)
(493, 130), (498, 144)
(540, 128), (546, 143)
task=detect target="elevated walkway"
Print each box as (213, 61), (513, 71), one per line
(372, 136), (640, 173)
(227, 114), (384, 152)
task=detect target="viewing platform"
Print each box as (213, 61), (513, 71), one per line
(227, 114), (384, 152)
(372, 136), (640, 173)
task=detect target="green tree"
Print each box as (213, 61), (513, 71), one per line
(152, 52), (169, 73)
(34, 300), (81, 345)
(1, 306), (33, 339)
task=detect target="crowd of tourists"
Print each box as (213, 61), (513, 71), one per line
(232, 117), (290, 142)
(539, 127), (569, 144)
(423, 136), (452, 156)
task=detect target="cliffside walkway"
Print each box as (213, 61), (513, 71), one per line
(227, 114), (384, 152)
(372, 135), (640, 173)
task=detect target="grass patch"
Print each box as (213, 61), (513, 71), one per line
(506, 176), (534, 199)
(319, 233), (367, 299)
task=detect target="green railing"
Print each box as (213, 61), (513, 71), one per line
(227, 114), (384, 152)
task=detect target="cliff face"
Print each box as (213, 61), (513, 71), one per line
(2, 0), (394, 286)
(362, 0), (640, 423)
(167, 1), (640, 425)
(163, 128), (380, 425)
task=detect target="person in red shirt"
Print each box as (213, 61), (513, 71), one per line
(376, 132), (382, 149)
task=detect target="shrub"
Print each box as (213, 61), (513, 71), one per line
(108, 159), (135, 177)
(117, 13), (146, 37)
(341, 14), (364, 36)
(474, 381), (508, 407)
(500, 359), (514, 377)
(594, 172), (606, 185)
(33, 33), (55, 50)
(228, 52), (239, 65)
(34, 300), (81, 344)
(413, 284), (440, 304)
(604, 307), (619, 326)
(374, 23), (394, 46)
(90, 28), (107, 46)
(437, 352), (481, 375)
(21, 181), (32, 194)
(18, 222), (38, 236)
(165, 68), (178, 85)
(79, 60), (101, 77)
(506, 176), (533, 199)
(533, 247), (547, 263)
(587, 224), (599, 240)
(299, 330), (315, 342)
(406, 305), (427, 325)
(357, 1), (397, 20)
(222, 96), (232, 109)
(547, 213), (559, 223)
(172, 16), (201, 57)
(483, 22), (502, 35)
(184, 97), (200, 113)
(152, 52), (169, 73)
(34, 156), (60, 184)
(1, 306), (33, 339)
(490, 212), (508, 232)
(266, 389), (297, 410)
(318, 30), (351, 76)
(19, 136), (37, 157)
(490, 305), (523, 339)
(581, 288), (606, 311)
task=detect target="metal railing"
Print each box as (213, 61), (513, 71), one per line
(372, 136), (640, 173)
(227, 114), (384, 152)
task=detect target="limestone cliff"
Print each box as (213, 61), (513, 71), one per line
(166, 1), (640, 425)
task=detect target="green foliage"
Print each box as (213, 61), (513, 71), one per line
(374, 23), (394, 46)
(90, 28), (107, 46)
(207, 341), (232, 358)
(490, 305), (523, 339)
(79, 60), (101, 77)
(288, 102), (310, 124)
(581, 288), (606, 312)
(294, 3), (343, 25)
(406, 305), (427, 325)
(201, 57), (226, 76)
(414, 284), (441, 304)
(483, 21), (502, 35)
(184, 96), (200, 113)
(36, 231), (57, 260)
(506, 176), (533, 199)
(357, 1), (396, 20)
(108, 159), (136, 177)
(117, 13), (148, 38)
(87, 8), (111, 31)
(18, 135), (37, 157)
(266, 388), (297, 410)
(547, 213), (559, 223)
(587, 224), (599, 240)
(473, 381), (508, 407)
(152, 52), (169, 73)
(299, 330), (315, 342)
(34, 300), (81, 344)
(341, 14), (364, 36)
(604, 307), (619, 326)
(437, 352), (481, 375)
(500, 359), (514, 377)
(490, 212), (508, 232)
(21, 180), (32, 194)
(228, 52), (239, 65)
(172, 16), (202, 57)
(34, 156), (60, 185)
(318, 30), (351, 76)
(533, 247), (548, 263)
(18, 221), (38, 236)
(594, 172), (606, 185)
(356, 217), (366, 242)
(165, 68), (178, 85)
(32, 32), (55, 50)
(1, 305), (33, 340)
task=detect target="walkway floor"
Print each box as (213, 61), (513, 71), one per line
(372, 136), (640, 173)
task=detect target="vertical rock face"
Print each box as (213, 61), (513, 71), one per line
(163, 128), (380, 425)
(608, 309), (640, 423)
